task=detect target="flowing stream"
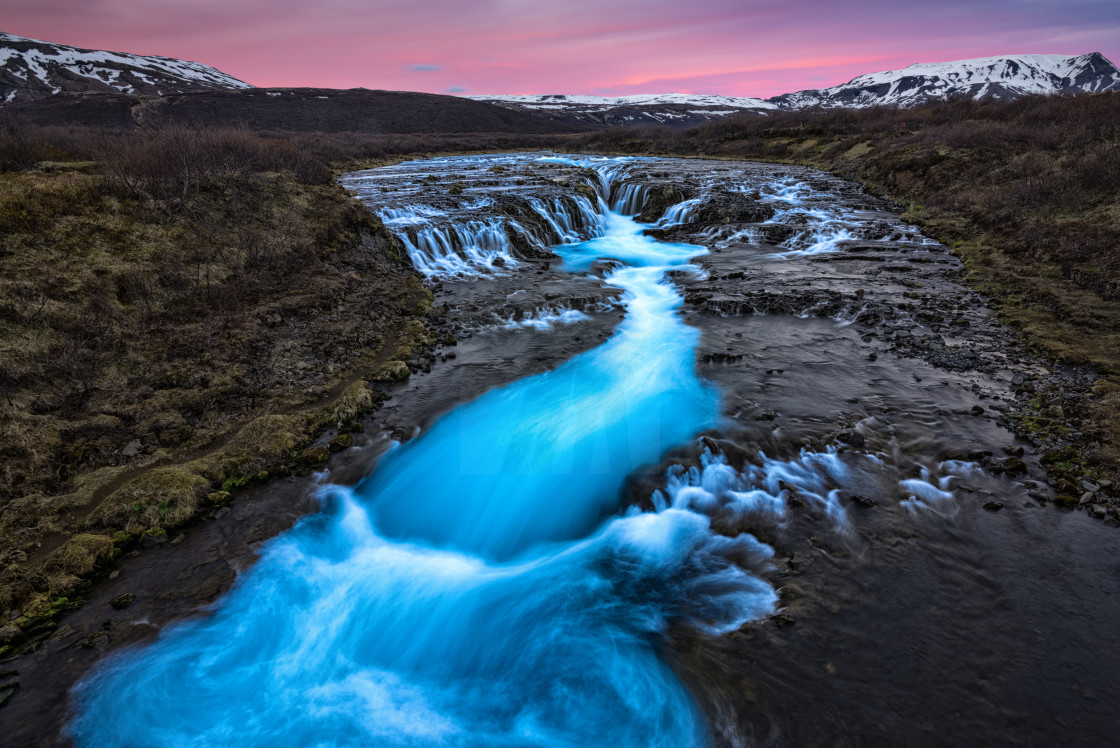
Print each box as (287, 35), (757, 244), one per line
(68, 158), (795, 746)
(64, 155), (1120, 747)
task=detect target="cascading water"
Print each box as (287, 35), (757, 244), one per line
(68, 157), (791, 747)
(657, 197), (704, 227)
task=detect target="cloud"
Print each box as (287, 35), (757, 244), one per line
(445, 85), (467, 93)
(408, 63), (440, 71)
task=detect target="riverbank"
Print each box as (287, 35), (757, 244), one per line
(570, 93), (1120, 485)
(3, 149), (1119, 744)
(0, 124), (442, 664)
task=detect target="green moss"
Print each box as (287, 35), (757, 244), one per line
(328, 433), (353, 452)
(207, 490), (232, 505)
(368, 360), (410, 383)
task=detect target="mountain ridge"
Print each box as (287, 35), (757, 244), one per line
(2, 33), (1118, 128)
(0, 30), (252, 103)
(468, 52), (1120, 126)
(769, 52), (1120, 109)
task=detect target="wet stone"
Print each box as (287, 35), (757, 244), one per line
(109, 593), (135, 610)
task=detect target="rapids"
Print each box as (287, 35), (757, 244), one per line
(68, 158), (795, 747)
(62, 154), (1118, 748)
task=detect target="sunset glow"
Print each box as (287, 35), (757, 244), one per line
(5, 0), (1119, 98)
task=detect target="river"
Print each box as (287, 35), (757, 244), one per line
(63, 155), (1120, 747)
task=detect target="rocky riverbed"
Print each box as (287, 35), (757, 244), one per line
(3, 154), (1117, 747)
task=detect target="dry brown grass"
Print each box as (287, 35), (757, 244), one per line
(0, 120), (433, 638)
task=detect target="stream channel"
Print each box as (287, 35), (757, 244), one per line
(34, 154), (1120, 746)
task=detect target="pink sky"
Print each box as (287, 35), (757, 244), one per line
(4, 0), (1119, 98)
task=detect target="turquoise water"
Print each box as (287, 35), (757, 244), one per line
(69, 167), (779, 747)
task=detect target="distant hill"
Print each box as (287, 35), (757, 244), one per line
(2, 87), (590, 134)
(0, 30), (251, 103)
(464, 93), (776, 128)
(769, 53), (1120, 109)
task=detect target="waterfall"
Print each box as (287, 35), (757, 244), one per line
(399, 219), (525, 278)
(69, 154), (903, 748)
(610, 183), (649, 216)
(657, 197), (704, 227)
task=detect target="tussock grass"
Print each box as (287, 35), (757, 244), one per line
(0, 119), (430, 631)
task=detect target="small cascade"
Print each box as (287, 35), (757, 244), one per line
(657, 197), (704, 227)
(501, 306), (591, 330)
(400, 219), (526, 278)
(779, 226), (859, 256)
(376, 205), (447, 225)
(610, 183), (650, 216)
(527, 195), (607, 245)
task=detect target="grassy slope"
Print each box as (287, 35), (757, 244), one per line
(574, 93), (1120, 482)
(0, 124), (439, 649)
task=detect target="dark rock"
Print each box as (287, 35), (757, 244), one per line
(982, 501), (1004, 511)
(79, 630), (109, 649)
(850, 494), (877, 507)
(693, 193), (776, 224)
(109, 593), (135, 610)
(0, 683), (18, 708)
(1055, 478), (1080, 495)
(838, 431), (865, 448)
(139, 527), (167, 549)
(994, 458), (1027, 476)
(773, 612), (795, 628)
(1003, 445), (1025, 458)
(328, 433), (353, 452)
(637, 184), (695, 223)
(971, 405), (985, 415)
(299, 446), (331, 465)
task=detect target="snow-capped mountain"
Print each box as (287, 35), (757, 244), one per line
(468, 53), (1119, 124)
(769, 53), (1120, 110)
(465, 93), (776, 127)
(0, 31), (252, 103)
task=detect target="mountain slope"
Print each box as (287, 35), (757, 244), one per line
(3, 87), (590, 133)
(464, 93), (776, 128)
(0, 31), (251, 103)
(769, 53), (1120, 109)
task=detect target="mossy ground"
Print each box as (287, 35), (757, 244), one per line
(0, 126), (431, 636)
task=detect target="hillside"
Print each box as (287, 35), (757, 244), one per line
(465, 93), (775, 128)
(2, 87), (591, 133)
(0, 31), (251, 103)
